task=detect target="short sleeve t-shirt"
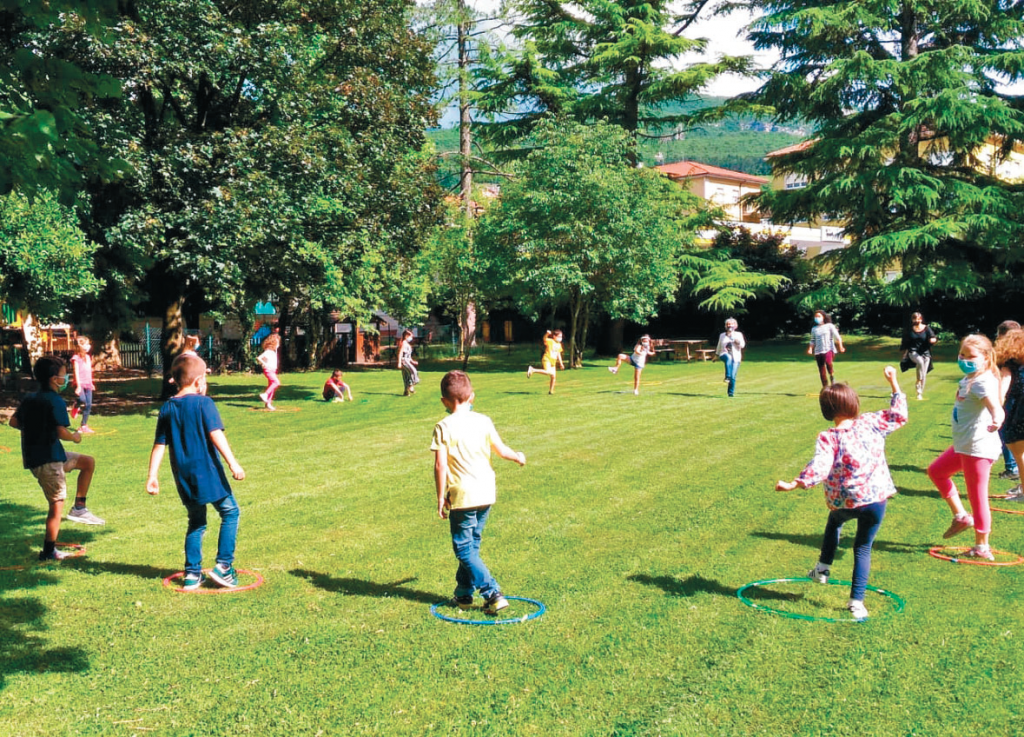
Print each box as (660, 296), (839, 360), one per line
(259, 350), (278, 373)
(543, 337), (562, 364)
(154, 394), (232, 505)
(70, 354), (95, 390)
(430, 411), (498, 510)
(901, 326), (936, 355)
(952, 373), (1002, 459)
(13, 390), (69, 469)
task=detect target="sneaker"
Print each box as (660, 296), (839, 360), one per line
(916, 390), (923, 401)
(208, 563), (238, 588)
(38, 548), (70, 561)
(482, 593), (509, 615)
(79, 425), (95, 434)
(962, 545), (995, 561)
(999, 469), (1020, 481)
(807, 563), (830, 584)
(450, 595), (474, 610)
(67, 507), (105, 525)
(265, 404), (276, 412)
(332, 397), (344, 403)
(942, 514), (974, 539)
(1003, 485), (1024, 501)
(182, 572), (205, 591)
(527, 367), (533, 379)
(608, 366), (617, 374)
(847, 600), (869, 620)
(70, 404), (80, 420)
(259, 392), (268, 406)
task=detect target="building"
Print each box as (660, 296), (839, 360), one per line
(654, 161), (768, 224)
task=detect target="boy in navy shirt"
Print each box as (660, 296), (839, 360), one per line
(10, 356), (104, 561)
(146, 353), (245, 590)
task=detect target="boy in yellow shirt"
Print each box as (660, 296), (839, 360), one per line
(526, 329), (565, 394)
(431, 370), (526, 614)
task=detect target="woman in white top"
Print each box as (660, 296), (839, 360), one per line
(808, 310), (845, 387)
(715, 318), (746, 397)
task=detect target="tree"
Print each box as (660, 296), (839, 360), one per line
(0, 191), (103, 357)
(477, 117), (785, 365)
(69, 0), (441, 389)
(743, 0), (1024, 304)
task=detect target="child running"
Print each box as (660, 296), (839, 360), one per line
(997, 328), (1024, 500)
(527, 329), (564, 395)
(70, 336), (96, 433)
(10, 356), (104, 561)
(808, 310), (845, 387)
(927, 334), (1004, 560)
(776, 366), (907, 620)
(323, 369), (353, 402)
(609, 335), (656, 396)
(431, 370), (526, 615)
(256, 333), (281, 410)
(398, 329), (420, 396)
(146, 353), (245, 590)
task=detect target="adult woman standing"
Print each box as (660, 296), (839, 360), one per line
(715, 318), (745, 398)
(900, 312), (937, 400)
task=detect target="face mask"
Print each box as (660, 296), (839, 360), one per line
(59, 374), (70, 390)
(958, 359), (980, 374)
(814, 316), (823, 325)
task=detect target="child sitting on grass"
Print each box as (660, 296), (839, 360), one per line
(146, 354), (245, 590)
(323, 369), (353, 402)
(431, 370), (526, 615)
(776, 366), (907, 620)
(11, 356), (104, 561)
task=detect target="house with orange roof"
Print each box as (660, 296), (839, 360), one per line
(655, 161), (768, 224)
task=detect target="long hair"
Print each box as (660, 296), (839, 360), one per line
(960, 333), (999, 380)
(996, 329), (1024, 368)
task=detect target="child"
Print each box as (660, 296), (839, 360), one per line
(609, 334), (656, 396)
(10, 356), (104, 561)
(431, 370), (526, 614)
(256, 333), (281, 411)
(996, 320), (1021, 481)
(323, 369), (353, 402)
(997, 328), (1024, 499)
(70, 336), (96, 433)
(808, 310), (845, 387)
(927, 334), (1004, 560)
(146, 353), (246, 590)
(527, 329), (565, 395)
(715, 318), (746, 398)
(776, 366), (907, 620)
(397, 329), (420, 396)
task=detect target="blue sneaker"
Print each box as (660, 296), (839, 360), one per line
(209, 564), (238, 588)
(182, 572), (205, 591)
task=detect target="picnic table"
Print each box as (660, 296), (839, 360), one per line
(665, 339), (710, 361)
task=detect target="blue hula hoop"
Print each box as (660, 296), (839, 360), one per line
(430, 596), (546, 625)
(737, 577), (905, 623)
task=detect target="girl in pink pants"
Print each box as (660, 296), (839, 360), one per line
(928, 334), (1005, 560)
(256, 333), (282, 411)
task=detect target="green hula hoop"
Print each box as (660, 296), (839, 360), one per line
(736, 577), (905, 623)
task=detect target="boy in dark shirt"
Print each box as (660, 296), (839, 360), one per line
(10, 356), (103, 561)
(146, 353), (245, 590)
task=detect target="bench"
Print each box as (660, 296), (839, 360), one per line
(696, 348), (717, 362)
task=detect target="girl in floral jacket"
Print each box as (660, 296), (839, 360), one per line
(776, 366), (907, 620)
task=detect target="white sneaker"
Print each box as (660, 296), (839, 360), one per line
(608, 367), (617, 374)
(67, 507), (105, 525)
(807, 563), (830, 584)
(847, 600), (869, 620)
(1004, 485), (1024, 501)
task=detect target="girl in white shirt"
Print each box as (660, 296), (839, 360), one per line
(256, 333), (281, 411)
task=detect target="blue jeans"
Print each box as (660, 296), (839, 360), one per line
(184, 494), (240, 574)
(719, 354), (739, 396)
(76, 388), (93, 426)
(818, 500), (887, 601)
(449, 506), (499, 599)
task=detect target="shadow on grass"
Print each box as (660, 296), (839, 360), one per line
(628, 574), (737, 598)
(889, 464), (929, 474)
(290, 569), (440, 604)
(895, 486), (938, 498)
(65, 559), (175, 581)
(751, 530), (931, 555)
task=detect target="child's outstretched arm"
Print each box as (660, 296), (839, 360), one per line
(983, 394), (1006, 433)
(884, 365), (900, 394)
(146, 444), (166, 495)
(434, 447), (449, 519)
(776, 478), (809, 491)
(491, 435), (526, 466)
(210, 430), (245, 480)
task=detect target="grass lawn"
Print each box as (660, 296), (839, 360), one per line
(1, 337), (1022, 736)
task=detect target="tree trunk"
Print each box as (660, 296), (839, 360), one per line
(96, 330), (122, 370)
(576, 300), (591, 367)
(601, 317), (625, 357)
(458, 6), (473, 214)
(160, 293), (185, 399)
(21, 313), (43, 367)
(567, 289), (583, 369)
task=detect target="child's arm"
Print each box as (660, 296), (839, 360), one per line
(1001, 366), (1012, 405)
(491, 435), (526, 466)
(57, 425), (82, 444)
(146, 443), (166, 495)
(777, 433), (835, 491)
(344, 385), (353, 401)
(434, 447), (449, 519)
(776, 478), (809, 491)
(73, 357), (83, 394)
(983, 393), (1006, 433)
(9, 415), (19, 430)
(834, 326), (845, 353)
(209, 430), (245, 480)
(331, 382), (346, 398)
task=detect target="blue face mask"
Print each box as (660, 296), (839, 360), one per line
(958, 358), (979, 374)
(814, 316), (823, 325)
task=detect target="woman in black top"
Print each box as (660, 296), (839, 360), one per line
(900, 312), (937, 400)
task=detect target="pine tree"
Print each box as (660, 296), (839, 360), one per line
(744, 0), (1024, 303)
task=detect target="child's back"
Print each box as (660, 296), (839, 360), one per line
(155, 394), (232, 505)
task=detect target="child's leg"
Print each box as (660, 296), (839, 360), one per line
(961, 455), (994, 546)
(1009, 440), (1024, 480)
(80, 388), (93, 427)
(815, 354), (829, 387)
(849, 500), (886, 602)
(45, 500), (64, 548)
(633, 367), (642, 394)
(448, 507), (499, 599)
(928, 446), (969, 517)
(184, 503), (208, 574)
(823, 351), (835, 383)
(69, 454), (95, 507)
(212, 494), (240, 568)
(610, 353), (628, 373)
(548, 370), (556, 394)
(268, 372), (281, 400)
(817, 508), (850, 570)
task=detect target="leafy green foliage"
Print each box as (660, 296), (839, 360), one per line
(0, 190), (102, 320)
(745, 0), (1024, 304)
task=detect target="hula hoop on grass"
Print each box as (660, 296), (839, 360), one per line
(0, 445), (11, 453)
(991, 504), (1024, 516)
(430, 596), (545, 625)
(736, 577), (904, 623)
(928, 546), (1024, 566)
(249, 406), (301, 413)
(5, 542), (89, 570)
(162, 568), (265, 594)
